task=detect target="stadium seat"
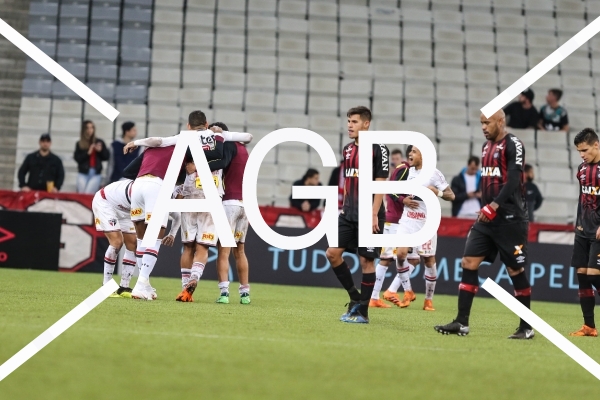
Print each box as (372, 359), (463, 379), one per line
(51, 99), (82, 117)
(247, 72), (276, 90)
(115, 85), (147, 103)
(147, 122), (180, 138)
(245, 91), (276, 112)
(214, 71), (246, 90)
(371, 99), (402, 117)
(308, 95), (338, 115)
(278, 74), (309, 94)
(246, 111), (276, 128)
(148, 105), (181, 124)
(277, 112), (309, 129)
(179, 88), (210, 106)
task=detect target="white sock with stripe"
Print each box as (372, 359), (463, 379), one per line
(425, 264), (437, 300)
(103, 245), (118, 285)
(139, 239), (161, 281)
(120, 250), (136, 288)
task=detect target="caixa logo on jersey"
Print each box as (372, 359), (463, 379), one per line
(582, 186), (600, 195)
(481, 167), (501, 177)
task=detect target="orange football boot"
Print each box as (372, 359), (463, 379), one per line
(369, 298), (392, 308)
(176, 279), (197, 302)
(423, 299), (435, 311)
(399, 290), (416, 308)
(569, 325), (598, 337)
(383, 290), (401, 307)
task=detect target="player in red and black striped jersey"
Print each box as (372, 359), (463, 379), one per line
(569, 128), (600, 337)
(435, 109), (534, 339)
(325, 106), (389, 324)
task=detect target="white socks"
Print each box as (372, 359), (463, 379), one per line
(424, 264), (438, 300)
(181, 268), (191, 288)
(219, 281), (230, 295)
(190, 262), (205, 282)
(135, 238), (145, 273)
(121, 249), (136, 288)
(103, 245), (118, 285)
(139, 239), (161, 281)
(397, 259), (413, 292)
(239, 284), (250, 295)
(372, 263), (388, 300)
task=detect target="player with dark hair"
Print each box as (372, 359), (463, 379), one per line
(325, 106), (389, 324)
(370, 148), (410, 308)
(435, 110), (534, 339)
(569, 128), (600, 337)
(206, 122), (252, 305)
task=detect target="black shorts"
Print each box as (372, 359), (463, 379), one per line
(463, 221), (529, 268)
(337, 213), (385, 259)
(571, 235), (600, 269)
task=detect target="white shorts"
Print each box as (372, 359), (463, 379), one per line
(92, 193), (134, 234)
(130, 176), (168, 226)
(397, 219), (437, 257)
(181, 211), (218, 246)
(380, 222), (398, 260)
(225, 204), (248, 243)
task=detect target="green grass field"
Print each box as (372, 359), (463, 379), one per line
(0, 268), (599, 399)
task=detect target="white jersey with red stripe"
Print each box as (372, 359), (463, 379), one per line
(101, 179), (133, 212)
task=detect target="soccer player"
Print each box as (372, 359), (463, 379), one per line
(569, 128), (600, 337)
(123, 111), (225, 300)
(435, 110), (533, 339)
(92, 179), (180, 297)
(175, 123), (253, 302)
(387, 145), (455, 311)
(370, 149), (410, 308)
(206, 122), (251, 305)
(325, 106), (389, 324)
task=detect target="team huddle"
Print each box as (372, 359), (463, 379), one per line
(91, 105), (600, 339)
(92, 111), (253, 304)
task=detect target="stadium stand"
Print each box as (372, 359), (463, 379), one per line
(9, 0), (600, 222)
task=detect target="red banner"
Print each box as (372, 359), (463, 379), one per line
(0, 189), (574, 272)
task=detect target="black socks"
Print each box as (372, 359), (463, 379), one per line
(456, 269), (479, 326)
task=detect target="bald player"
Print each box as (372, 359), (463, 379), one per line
(435, 110), (533, 339)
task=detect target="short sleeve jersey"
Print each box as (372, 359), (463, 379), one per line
(399, 167), (449, 222)
(101, 179), (133, 212)
(575, 162), (600, 238)
(341, 142), (390, 221)
(480, 133), (528, 224)
(540, 104), (569, 131)
(182, 130), (224, 199)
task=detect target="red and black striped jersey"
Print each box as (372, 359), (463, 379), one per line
(479, 133), (528, 224)
(575, 162), (600, 238)
(341, 142), (390, 221)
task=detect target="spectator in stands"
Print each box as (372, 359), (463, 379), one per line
(290, 168), (321, 212)
(504, 88), (539, 129)
(450, 155), (482, 219)
(524, 164), (543, 222)
(18, 133), (64, 192)
(539, 88), (569, 132)
(107, 121), (140, 184)
(74, 120), (109, 194)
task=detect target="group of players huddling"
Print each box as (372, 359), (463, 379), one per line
(92, 110), (253, 305)
(92, 105), (600, 339)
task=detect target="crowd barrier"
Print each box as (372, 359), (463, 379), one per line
(0, 190), (578, 302)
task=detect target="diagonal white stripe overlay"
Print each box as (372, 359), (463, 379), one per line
(0, 279), (118, 382)
(481, 279), (600, 380)
(0, 17), (119, 121)
(481, 16), (600, 117)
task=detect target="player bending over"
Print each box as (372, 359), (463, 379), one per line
(569, 128), (600, 337)
(435, 110), (533, 339)
(92, 179), (180, 297)
(388, 145), (454, 311)
(325, 106), (389, 324)
(370, 149), (410, 308)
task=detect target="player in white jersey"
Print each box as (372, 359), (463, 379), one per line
(390, 145), (455, 311)
(92, 179), (180, 297)
(123, 111), (251, 300)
